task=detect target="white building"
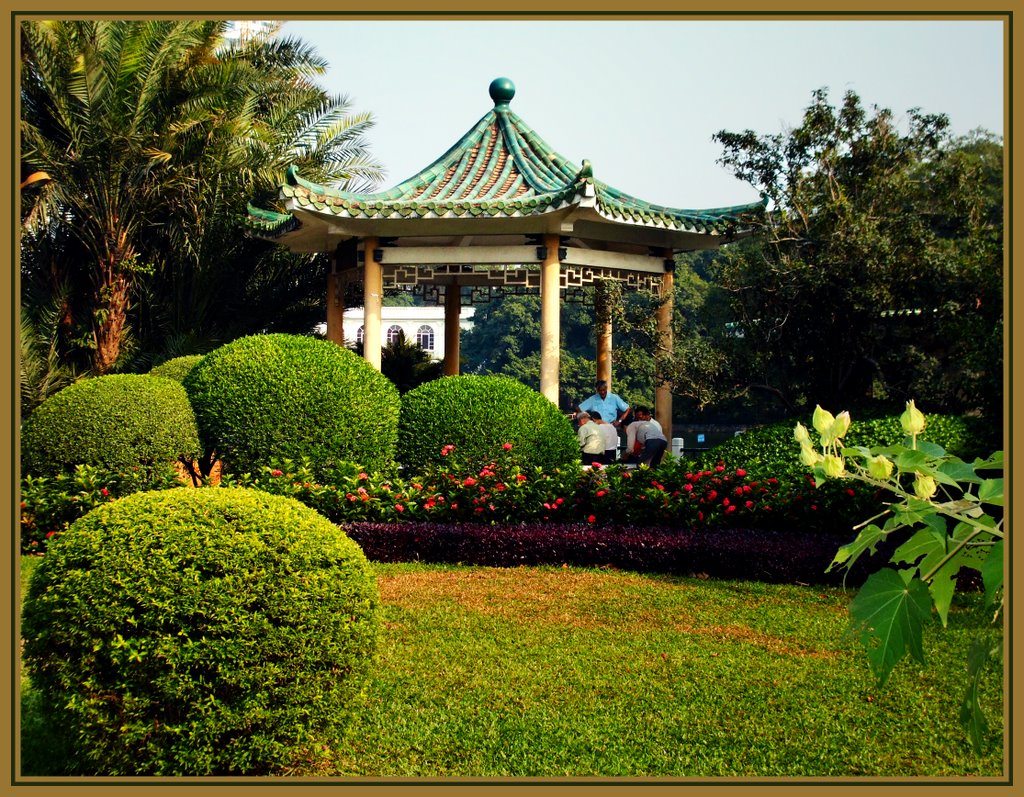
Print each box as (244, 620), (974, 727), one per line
(330, 306), (475, 362)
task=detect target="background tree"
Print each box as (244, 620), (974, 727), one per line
(679, 89), (1003, 431)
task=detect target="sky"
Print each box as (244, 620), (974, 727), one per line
(276, 18), (1004, 210)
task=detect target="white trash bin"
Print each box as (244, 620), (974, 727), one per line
(671, 438), (684, 458)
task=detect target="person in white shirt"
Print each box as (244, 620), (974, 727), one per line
(589, 411), (620, 464)
(576, 412), (605, 466)
(634, 406), (668, 467)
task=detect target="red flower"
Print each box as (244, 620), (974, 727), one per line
(587, 515), (596, 523)
(592, 462), (603, 470)
(395, 504), (405, 513)
(745, 500), (754, 509)
(100, 488), (110, 497)
(715, 464), (725, 472)
(736, 468), (747, 477)
(725, 504), (737, 513)
(358, 472), (369, 480)
(722, 498), (730, 507)
(463, 477), (477, 487)
(846, 488), (856, 497)
(683, 483), (694, 493)
(412, 483), (423, 490)
(270, 470), (284, 478)
(441, 444), (455, 457)
(503, 442), (513, 450)
(516, 474), (528, 482)
(555, 497), (564, 505)
(596, 489), (607, 497)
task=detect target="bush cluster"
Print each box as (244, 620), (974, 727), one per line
(20, 374), (201, 476)
(183, 334), (400, 477)
(398, 375), (579, 474)
(21, 463), (182, 554)
(21, 488), (380, 776)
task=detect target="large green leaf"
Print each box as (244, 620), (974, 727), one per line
(959, 637), (993, 755)
(848, 569), (932, 687)
(980, 539), (1004, 609)
(829, 523), (887, 572)
(978, 478), (1003, 506)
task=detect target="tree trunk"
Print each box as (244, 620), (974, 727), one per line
(91, 271), (130, 375)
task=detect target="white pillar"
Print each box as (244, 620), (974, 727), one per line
(539, 234), (561, 404)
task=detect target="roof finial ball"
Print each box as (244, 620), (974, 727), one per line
(489, 77), (516, 108)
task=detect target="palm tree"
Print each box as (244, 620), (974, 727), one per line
(20, 20), (385, 374)
(133, 24), (385, 364)
(20, 20), (228, 373)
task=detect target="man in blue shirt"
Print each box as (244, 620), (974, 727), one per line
(577, 380), (631, 430)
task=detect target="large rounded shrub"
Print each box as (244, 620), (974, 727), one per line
(148, 354), (204, 382)
(20, 374), (201, 476)
(21, 487), (380, 776)
(398, 375), (579, 473)
(183, 334), (400, 476)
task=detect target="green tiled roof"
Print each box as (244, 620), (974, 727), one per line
(249, 78), (766, 239)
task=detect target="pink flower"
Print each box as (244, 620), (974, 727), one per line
(592, 462), (603, 470)
(441, 444), (455, 457)
(463, 477), (477, 487)
(395, 504), (405, 512)
(358, 472), (369, 480)
(503, 442), (513, 450)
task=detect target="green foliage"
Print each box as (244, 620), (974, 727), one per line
(379, 330), (443, 394)
(706, 91), (1002, 420)
(183, 334), (400, 477)
(148, 354), (203, 382)
(397, 375), (578, 473)
(800, 402), (1003, 753)
(20, 374), (201, 476)
(21, 487), (380, 775)
(20, 463), (181, 553)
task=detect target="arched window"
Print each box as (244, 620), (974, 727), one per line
(356, 325), (365, 344)
(386, 325), (404, 345)
(416, 324), (435, 352)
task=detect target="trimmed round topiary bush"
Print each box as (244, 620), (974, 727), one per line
(21, 487), (381, 776)
(148, 354), (204, 382)
(398, 375), (579, 473)
(20, 374), (201, 476)
(183, 334), (400, 476)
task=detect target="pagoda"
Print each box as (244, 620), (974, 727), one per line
(248, 77), (764, 429)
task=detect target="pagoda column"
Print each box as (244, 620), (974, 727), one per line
(594, 281), (613, 390)
(655, 252), (675, 438)
(539, 234), (561, 404)
(362, 236), (382, 371)
(443, 285), (461, 376)
(326, 239), (356, 346)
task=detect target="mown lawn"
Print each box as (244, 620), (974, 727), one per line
(19, 557), (1004, 778)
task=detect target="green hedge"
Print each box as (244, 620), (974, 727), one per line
(183, 334), (400, 476)
(21, 487), (380, 775)
(148, 354), (204, 382)
(20, 375), (200, 476)
(398, 375), (579, 473)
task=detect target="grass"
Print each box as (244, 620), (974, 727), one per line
(19, 557), (1004, 778)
